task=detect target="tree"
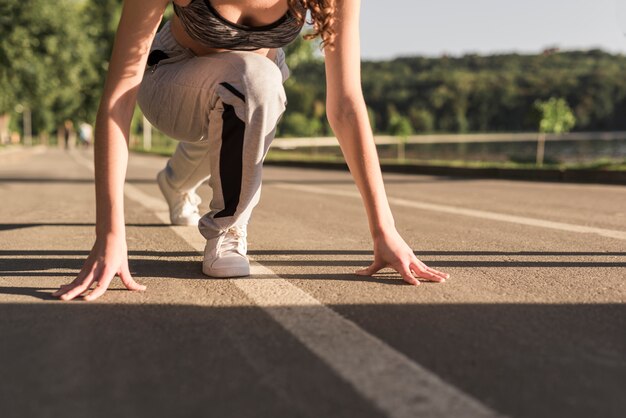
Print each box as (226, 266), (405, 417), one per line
(278, 112), (323, 137)
(408, 108), (434, 133)
(284, 31), (321, 71)
(0, 0), (98, 136)
(387, 106), (413, 161)
(533, 97), (576, 166)
(366, 106), (377, 133)
(388, 112), (413, 137)
(80, 0), (124, 123)
(280, 33), (326, 137)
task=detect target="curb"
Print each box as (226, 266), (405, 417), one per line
(264, 159), (626, 185)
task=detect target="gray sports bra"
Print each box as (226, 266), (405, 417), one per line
(172, 0), (305, 51)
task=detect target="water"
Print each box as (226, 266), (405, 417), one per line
(291, 139), (626, 165)
(380, 139), (626, 164)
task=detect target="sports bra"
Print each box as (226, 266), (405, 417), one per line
(172, 0), (305, 51)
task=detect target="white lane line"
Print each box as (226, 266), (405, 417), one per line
(272, 183), (626, 241)
(71, 152), (499, 418)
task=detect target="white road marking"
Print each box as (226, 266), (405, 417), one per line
(70, 151), (499, 418)
(273, 183), (626, 241)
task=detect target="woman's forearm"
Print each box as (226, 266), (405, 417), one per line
(88, 0), (167, 239)
(328, 97), (395, 238)
(93, 99), (134, 238)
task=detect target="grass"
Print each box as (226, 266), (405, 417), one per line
(264, 150), (626, 171)
(128, 138), (626, 172)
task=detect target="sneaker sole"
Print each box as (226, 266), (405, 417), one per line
(202, 264), (250, 278)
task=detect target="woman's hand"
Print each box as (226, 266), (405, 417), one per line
(52, 235), (146, 301)
(356, 229), (450, 285)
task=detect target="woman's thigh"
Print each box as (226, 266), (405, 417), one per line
(138, 50), (288, 142)
(137, 53), (210, 142)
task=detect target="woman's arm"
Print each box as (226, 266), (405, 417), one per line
(324, 0), (449, 285)
(53, 0), (169, 301)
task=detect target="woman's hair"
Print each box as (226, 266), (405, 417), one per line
(288, 0), (336, 50)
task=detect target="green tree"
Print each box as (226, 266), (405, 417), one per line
(280, 33), (325, 137)
(408, 108), (434, 133)
(388, 114), (413, 137)
(533, 97), (576, 166)
(366, 106), (377, 132)
(295, 49), (626, 135)
(0, 0), (98, 135)
(80, 0), (124, 122)
(278, 112), (323, 137)
(284, 31), (321, 71)
(387, 106), (413, 161)
(80, 1), (174, 139)
(388, 106), (413, 136)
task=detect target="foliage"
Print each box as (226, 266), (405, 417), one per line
(284, 31), (321, 70)
(278, 111), (323, 137)
(2, 3), (625, 139)
(81, 0), (175, 137)
(408, 108), (434, 133)
(79, 0), (123, 122)
(282, 48), (626, 136)
(0, 0), (99, 132)
(282, 34), (328, 136)
(387, 106), (413, 136)
(534, 97), (576, 134)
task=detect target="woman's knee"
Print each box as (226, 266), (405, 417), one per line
(218, 52), (286, 107)
(138, 76), (207, 142)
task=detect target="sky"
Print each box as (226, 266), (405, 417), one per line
(358, 0), (626, 59)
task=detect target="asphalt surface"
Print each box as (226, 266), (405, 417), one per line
(0, 147), (624, 418)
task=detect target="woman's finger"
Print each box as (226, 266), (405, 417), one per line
(426, 266), (450, 281)
(410, 262), (446, 283)
(355, 260), (386, 276)
(52, 267), (94, 298)
(52, 277), (85, 296)
(51, 283), (73, 297)
(119, 262), (146, 291)
(398, 263), (420, 286)
(411, 256), (450, 281)
(83, 270), (116, 302)
(59, 274), (96, 301)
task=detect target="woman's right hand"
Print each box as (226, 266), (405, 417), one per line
(52, 234), (146, 301)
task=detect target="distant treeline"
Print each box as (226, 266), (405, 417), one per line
(2, 0), (625, 138)
(280, 45), (626, 137)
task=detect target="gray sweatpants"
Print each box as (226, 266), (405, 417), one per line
(137, 20), (289, 240)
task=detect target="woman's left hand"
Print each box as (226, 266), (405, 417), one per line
(356, 229), (449, 285)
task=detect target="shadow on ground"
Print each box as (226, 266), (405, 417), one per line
(0, 248), (380, 286)
(2, 250), (624, 282)
(0, 302), (623, 418)
(0, 223), (171, 232)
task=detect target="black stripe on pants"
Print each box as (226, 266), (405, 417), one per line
(214, 103), (245, 219)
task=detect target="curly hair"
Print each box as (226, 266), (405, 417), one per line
(288, 0), (336, 50)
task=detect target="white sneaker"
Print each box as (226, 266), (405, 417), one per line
(202, 225), (250, 277)
(156, 169), (202, 226)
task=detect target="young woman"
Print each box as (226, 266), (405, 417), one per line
(53, 0), (450, 301)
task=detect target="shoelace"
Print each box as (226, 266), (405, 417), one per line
(220, 226), (247, 255)
(175, 191), (201, 216)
